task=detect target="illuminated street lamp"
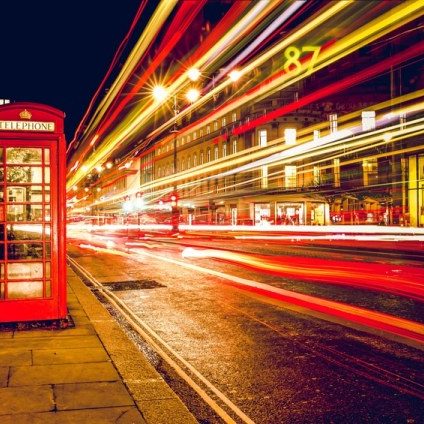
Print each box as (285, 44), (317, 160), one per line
(187, 67), (201, 81)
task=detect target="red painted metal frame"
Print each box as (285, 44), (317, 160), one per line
(0, 102), (67, 322)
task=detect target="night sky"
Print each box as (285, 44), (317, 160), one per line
(0, 1), (143, 143)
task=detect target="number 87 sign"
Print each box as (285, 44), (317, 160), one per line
(283, 45), (321, 75)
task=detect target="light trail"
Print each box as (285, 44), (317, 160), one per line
(68, 240), (424, 346)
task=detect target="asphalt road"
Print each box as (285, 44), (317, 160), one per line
(67, 234), (424, 423)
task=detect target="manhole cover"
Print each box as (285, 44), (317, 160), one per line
(103, 280), (165, 291)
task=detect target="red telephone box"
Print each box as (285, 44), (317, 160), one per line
(0, 102), (67, 322)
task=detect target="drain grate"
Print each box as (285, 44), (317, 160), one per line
(102, 280), (165, 291)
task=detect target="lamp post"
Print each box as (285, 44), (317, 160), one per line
(170, 94), (179, 232)
(152, 82), (200, 233)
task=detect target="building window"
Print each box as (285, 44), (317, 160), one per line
(181, 137), (185, 145)
(362, 111), (375, 131)
(285, 165), (297, 188)
(222, 117), (226, 127)
(193, 154), (197, 167)
(187, 135), (191, 143)
(259, 129), (267, 147)
(206, 125), (210, 134)
(200, 151), (204, 164)
(363, 158), (377, 186)
(329, 114), (338, 133)
(333, 158), (340, 187)
(207, 148), (211, 162)
(284, 128), (296, 145)
(232, 112), (237, 123)
(261, 166), (268, 189)
(232, 139), (237, 154)
(214, 146), (219, 161)
(223, 143), (227, 157)
(200, 129), (203, 137)
(313, 166), (320, 185)
(187, 156), (191, 169)
(193, 132), (197, 140)
(214, 121), (218, 131)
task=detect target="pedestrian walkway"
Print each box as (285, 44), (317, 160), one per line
(0, 266), (197, 424)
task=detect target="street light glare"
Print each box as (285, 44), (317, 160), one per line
(187, 67), (201, 81)
(152, 85), (169, 102)
(229, 70), (241, 82)
(186, 88), (200, 103)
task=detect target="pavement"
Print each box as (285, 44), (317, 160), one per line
(0, 266), (198, 424)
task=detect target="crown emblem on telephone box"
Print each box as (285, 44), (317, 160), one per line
(19, 109), (32, 120)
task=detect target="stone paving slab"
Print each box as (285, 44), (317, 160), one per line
(0, 367), (9, 388)
(54, 381), (135, 410)
(0, 385), (54, 415)
(0, 349), (31, 366)
(32, 347), (109, 365)
(0, 406), (146, 424)
(0, 335), (102, 350)
(9, 362), (120, 386)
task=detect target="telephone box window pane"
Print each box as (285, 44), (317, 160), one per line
(0, 149), (3, 163)
(8, 281), (43, 299)
(0, 206), (3, 221)
(0, 188), (3, 202)
(7, 224), (43, 240)
(8, 243), (43, 260)
(44, 186), (50, 202)
(7, 205), (43, 221)
(45, 205), (51, 221)
(0, 244), (4, 260)
(46, 262), (51, 278)
(44, 149), (50, 165)
(0, 167), (3, 182)
(0, 264), (4, 278)
(44, 225), (51, 239)
(0, 283), (4, 299)
(8, 186), (42, 203)
(45, 243), (51, 259)
(7, 262), (43, 279)
(6, 148), (42, 164)
(7, 167), (43, 183)
(0, 224), (4, 239)
(45, 281), (51, 297)
(44, 168), (50, 183)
